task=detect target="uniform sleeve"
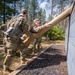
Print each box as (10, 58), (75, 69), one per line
(32, 27), (42, 33)
(32, 25), (47, 33)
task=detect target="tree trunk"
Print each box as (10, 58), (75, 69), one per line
(3, 0), (5, 23)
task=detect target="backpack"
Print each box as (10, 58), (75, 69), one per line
(5, 15), (23, 38)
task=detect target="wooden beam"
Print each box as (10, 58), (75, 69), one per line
(23, 5), (73, 47)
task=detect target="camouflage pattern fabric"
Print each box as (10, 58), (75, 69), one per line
(30, 25), (42, 33)
(33, 37), (42, 51)
(3, 37), (26, 69)
(30, 25), (42, 52)
(2, 14), (29, 70)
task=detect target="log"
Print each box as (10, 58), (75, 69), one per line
(23, 5), (73, 47)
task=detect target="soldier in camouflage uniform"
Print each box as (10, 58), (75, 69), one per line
(0, 8), (29, 71)
(30, 19), (42, 53)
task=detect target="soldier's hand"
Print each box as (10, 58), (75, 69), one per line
(21, 34), (28, 40)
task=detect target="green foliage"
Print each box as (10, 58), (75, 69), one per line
(45, 26), (65, 40)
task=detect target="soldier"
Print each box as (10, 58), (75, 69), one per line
(30, 19), (49, 33)
(30, 19), (42, 53)
(1, 8), (29, 71)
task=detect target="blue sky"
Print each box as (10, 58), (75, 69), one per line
(38, 0), (52, 18)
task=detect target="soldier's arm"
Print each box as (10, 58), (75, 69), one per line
(32, 26), (45, 33)
(34, 23), (50, 32)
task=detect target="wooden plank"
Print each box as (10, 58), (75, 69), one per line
(9, 44), (52, 75)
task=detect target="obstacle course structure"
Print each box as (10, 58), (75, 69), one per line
(23, 5), (73, 47)
(23, 2), (75, 75)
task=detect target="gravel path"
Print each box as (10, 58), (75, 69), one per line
(17, 44), (68, 75)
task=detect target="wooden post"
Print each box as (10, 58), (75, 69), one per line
(23, 5), (73, 47)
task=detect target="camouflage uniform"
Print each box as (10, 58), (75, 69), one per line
(2, 14), (29, 70)
(33, 37), (42, 51)
(30, 25), (42, 33)
(30, 24), (42, 52)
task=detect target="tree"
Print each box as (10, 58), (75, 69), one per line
(41, 9), (46, 24)
(47, 14), (53, 22)
(37, 8), (46, 25)
(0, 0), (19, 23)
(28, 0), (38, 25)
(56, 0), (72, 31)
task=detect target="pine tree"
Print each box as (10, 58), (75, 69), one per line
(37, 8), (46, 25)
(0, 0), (19, 23)
(28, 0), (38, 25)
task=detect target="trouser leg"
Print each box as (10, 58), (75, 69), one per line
(19, 50), (23, 61)
(3, 45), (7, 56)
(3, 39), (7, 56)
(3, 49), (12, 71)
(19, 41), (27, 63)
(3, 44), (17, 71)
(37, 38), (42, 50)
(37, 40), (41, 50)
(33, 40), (37, 53)
(37, 43), (40, 50)
(19, 48), (27, 64)
(20, 48), (26, 60)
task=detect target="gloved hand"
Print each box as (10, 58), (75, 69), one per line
(21, 34), (28, 41)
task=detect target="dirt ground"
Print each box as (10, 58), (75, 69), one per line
(0, 37), (65, 75)
(18, 44), (67, 75)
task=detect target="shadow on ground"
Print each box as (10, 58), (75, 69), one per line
(18, 45), (66, 70)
